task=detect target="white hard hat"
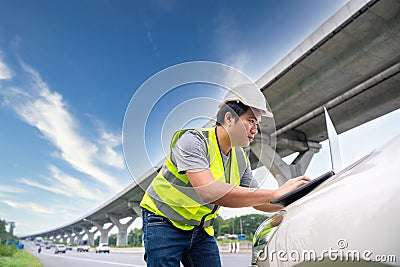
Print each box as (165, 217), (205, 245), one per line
(220, 84), (273, 117)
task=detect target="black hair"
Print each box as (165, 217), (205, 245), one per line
(216, 101), (250, 126)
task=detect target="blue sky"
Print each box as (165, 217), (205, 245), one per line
(1, 0), (399, 236)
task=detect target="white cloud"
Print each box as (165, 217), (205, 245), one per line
(0, 53), (13, 80)
(86, 114), (125, 170)
(211, 15), (256, 86)
(2, 199), (56, 215)
(0, 184), (25, 199)
(0, 184), (25, 194)
(20, 165), (104, 201)
(147, 31), (157, 51)
(2, 199), (17, 208)
(98, 131), (125, 169)
(1, 61), (124, 192)
(212, 14), (262, 83)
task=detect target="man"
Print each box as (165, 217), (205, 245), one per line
(140, 84), (310, 266)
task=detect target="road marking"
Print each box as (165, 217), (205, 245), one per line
(39, 253), (146, 267)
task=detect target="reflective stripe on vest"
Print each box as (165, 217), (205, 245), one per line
(141, 127), (248, 228)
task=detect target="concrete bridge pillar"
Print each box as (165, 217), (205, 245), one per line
(70, 233), (77, 244)
(250, 136), (321, 185)
(91, 221), (113, 244)
(81, 226), (96, 246)
(68, 228), (78, 244)
(62, 233), (68, 243)
(76, 231), (85, 245)
(128, 201), (142, 217)
(56, 234), (63, 243)
(66, 233), (72, 244)
(107, 214), (135, 247)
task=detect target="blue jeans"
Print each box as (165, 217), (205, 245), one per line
(142, 209), (222, 267)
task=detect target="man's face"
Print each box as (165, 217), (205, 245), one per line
(229, 108), (261, 147)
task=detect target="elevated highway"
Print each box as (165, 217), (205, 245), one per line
(251, 0), (400, 184)
(20, 0), (400, 246)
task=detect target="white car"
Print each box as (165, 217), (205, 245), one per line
(77, 241), (90, 252)
(252, 135), (400, 266)
(95, 243), (110, 253)
(54, 244), (66, 254)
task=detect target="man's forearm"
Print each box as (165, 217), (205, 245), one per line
(195, 181), (277, 208)
(187, 169), (310, 209)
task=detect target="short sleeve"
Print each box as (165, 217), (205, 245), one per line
(239, 160), (259, 188)
(170, 130), (209, 174)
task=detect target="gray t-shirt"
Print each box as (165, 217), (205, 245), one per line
(170, 130), (258, 188)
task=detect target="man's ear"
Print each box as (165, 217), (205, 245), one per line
(224, 112), (233, 126)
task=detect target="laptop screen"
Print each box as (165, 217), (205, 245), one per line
(270, 107), (342, 207)
(325, 107), (342, 173)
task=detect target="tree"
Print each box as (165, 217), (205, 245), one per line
(0, 219), (7, 244)
(108, 234), (117, 246)
(214, 214), (269, 239)
(0, 219), (15, 244)
(128, 228), (143, 247)
(218, 225), (230, 235)
(94, 236), (100, 246)
(213, 215), (224, 236)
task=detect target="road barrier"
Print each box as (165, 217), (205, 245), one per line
(218, 242), (252, 253)
(109, 243), (252, 254)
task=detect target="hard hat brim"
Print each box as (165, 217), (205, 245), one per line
(219, 99), (274, 118)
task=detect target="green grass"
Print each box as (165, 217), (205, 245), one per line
(0, 249), (43, 267)
(0, 244), (18, 257)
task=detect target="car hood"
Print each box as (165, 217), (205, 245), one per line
(270, 135), (400, 265)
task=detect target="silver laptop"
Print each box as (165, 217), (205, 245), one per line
(270, 107), (342, 207)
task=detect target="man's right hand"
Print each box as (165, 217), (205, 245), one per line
(273, 176), (311, 199)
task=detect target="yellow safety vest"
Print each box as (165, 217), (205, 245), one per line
(140, 127), (248, 236)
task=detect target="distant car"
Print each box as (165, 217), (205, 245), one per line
(77, 241), (90, 252)
(238, 234), (247, 241)
(251, 136), (400, 266)
(45, 242), (53, 249)
(226, 234), (238, 240)
(55, 244), (66, 254)
(95, 243), (110, 253)
(66, 244), (72, 250)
